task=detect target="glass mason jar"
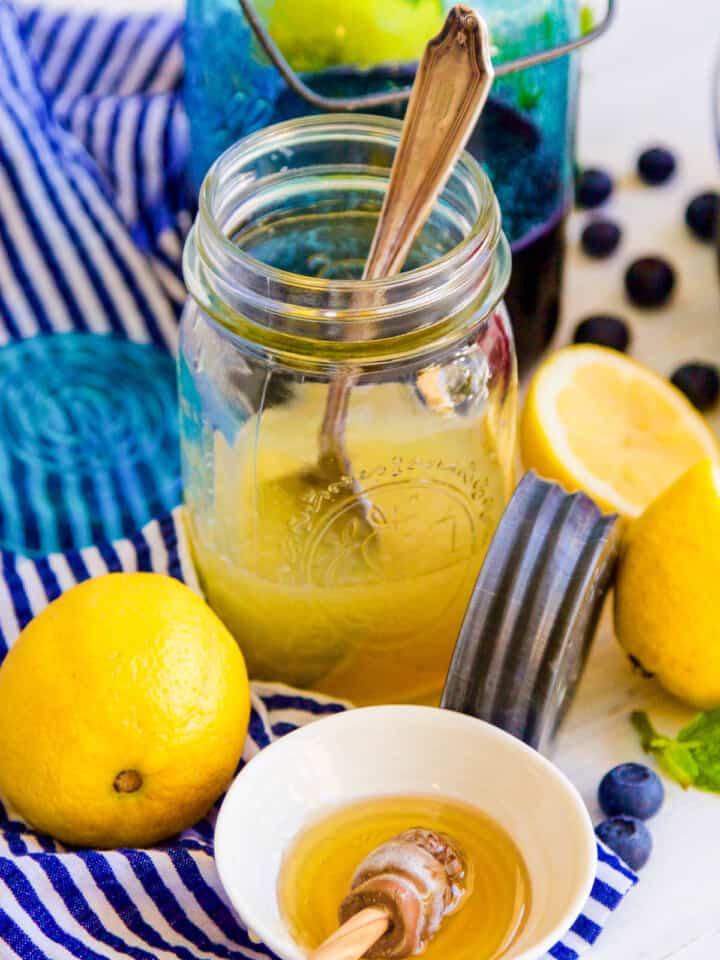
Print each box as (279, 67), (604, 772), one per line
(184, 0), (612, 373)
(180, 115), (516, 705)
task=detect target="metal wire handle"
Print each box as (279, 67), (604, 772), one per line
(238, 0), (616, 113)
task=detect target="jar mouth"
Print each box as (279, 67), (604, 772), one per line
(185, 114), (510, 362)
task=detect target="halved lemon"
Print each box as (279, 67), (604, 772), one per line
(520, 345), (719, 518)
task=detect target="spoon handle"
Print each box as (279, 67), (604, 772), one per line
(318, 6), (494, 478)
(363, 5), (494, 281)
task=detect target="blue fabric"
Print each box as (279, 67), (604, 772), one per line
(0, 0), (187, 555)
(0, 4), (637, 958)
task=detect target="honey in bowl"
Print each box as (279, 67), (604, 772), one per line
(279, 794), (531, 960)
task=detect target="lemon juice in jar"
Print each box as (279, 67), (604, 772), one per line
(180, 116), (516, 704)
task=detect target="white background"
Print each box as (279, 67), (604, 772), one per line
(37, 0), (720, 957)
(558, 4), (720, 959)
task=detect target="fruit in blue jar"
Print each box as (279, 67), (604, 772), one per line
(580, 219), (621, 258)
(624, 257), (675, 308)
(670, 363), (720, 412)
(575, 168), (613, 209)
(637, 146), (676, 185)
(572, 315), (630, 352)
(598, 762), (664, 820)
(258, 0), (445, 73)
(685, 192), (719, 242)
(596, 816), (652, 870)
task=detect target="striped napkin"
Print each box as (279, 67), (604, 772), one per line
(0, 3), (636, 958)
(0, 510), (637, 960)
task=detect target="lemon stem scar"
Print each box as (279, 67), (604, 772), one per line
(113, 769), (143, 793)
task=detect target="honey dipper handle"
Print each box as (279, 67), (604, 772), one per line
(308, 908), (390, 960)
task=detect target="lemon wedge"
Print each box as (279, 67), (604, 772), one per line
(615, 458), (720, 707)
(520, 345), (719, 518)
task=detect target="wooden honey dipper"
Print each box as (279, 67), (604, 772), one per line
(309, 828), (469, 960)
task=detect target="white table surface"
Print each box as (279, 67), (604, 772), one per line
(35, 0), (720, 956)
(556, 4), (720, 959)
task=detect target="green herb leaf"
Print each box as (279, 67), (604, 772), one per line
(580, 5), (594, 35)
(631, 709), (720, 793)
(631, 711), (665, 751)
(517, 77), (544, 111)
(677, 710), (720, 791)
(658, 743), (699, 789)
(677, 709), (720, 744)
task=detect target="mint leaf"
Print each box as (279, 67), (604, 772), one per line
(658, 743), (699, 788)
(517, 76), (543, 111)
(678, 710), (720, 791)
(632, 709), (720, 792)
(631, 711), (668, 752)
(580, 5), (594, 36)
(677, 709), (720, 744)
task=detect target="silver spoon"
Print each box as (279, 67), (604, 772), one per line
(280, 6), (495, 534)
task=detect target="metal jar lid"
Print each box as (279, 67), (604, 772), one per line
(441, 471), (621, 753)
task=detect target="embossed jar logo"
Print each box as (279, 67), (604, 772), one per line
(286, 458), (491, 640)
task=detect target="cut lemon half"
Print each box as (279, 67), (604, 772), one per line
(520, 345), (719, 518)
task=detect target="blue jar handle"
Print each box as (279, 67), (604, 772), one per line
(440, 471), (621, 753)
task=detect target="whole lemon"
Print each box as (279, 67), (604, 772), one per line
(0, 573), (250, 848)
(259, 0), (444, 73)
(615, 458), (720, 708)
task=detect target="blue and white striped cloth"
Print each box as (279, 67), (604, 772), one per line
(0, 508), (637, 960)
(0, 0), (189, 557)
(1, 0), (187, 346)
(0, 4), (637, 958)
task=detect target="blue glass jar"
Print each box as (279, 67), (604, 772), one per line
(184, 0), (608, 371)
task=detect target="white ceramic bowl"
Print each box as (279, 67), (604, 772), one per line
(215, 705), (596, 960)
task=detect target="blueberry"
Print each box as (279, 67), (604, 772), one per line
(670, 362), (720, 412)
(581, 219), (622, 258)
(685, 192), (719, 242)
(598, 763), (664, 820)
(576, 168), (613, 209)
(624, 256), (675, 308)
(596, 816), (652, 870)
(637, 146), (676, 185)
(573, 315), (630, 353)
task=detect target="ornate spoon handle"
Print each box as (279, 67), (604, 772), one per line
(363, 5), (494, 281)
(319, 5), (494, 468)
